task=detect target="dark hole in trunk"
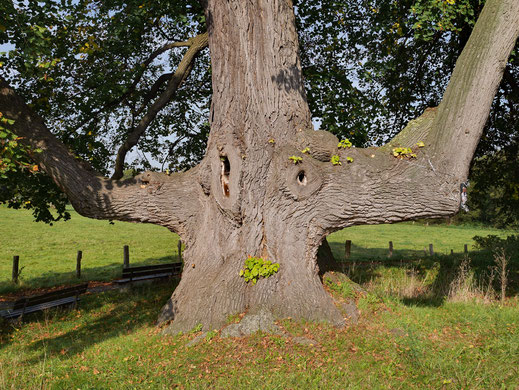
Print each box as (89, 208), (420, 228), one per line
(221, 156), (230, 197)
(297, 170), (307, 186)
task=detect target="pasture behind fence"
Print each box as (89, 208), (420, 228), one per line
(7, 238), (472, 284)
(8, 241), (183, 284)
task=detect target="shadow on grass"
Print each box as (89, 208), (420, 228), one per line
(328, 241), (433, 263)
(0, 255), (180, 295)
(5, 281), (177, 361)
(327, 241), (519, 307)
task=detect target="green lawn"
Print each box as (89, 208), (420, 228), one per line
(0, 283), (517, 389)
(1, 205), (519, 388)
(328, 222), (516, 261)
(1, 204), (517, 293)
(0, 205), (181, 293)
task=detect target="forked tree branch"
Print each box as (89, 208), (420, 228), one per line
(70, 35), (206, 137)
(429, 0), (519, 178)
(112, 32), (209, 180)
(122, 38), (198, 104)
(287, 0), (519, 236)
(134, 72), (174, 116)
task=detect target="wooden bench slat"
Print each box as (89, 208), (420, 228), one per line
(116, 272), (179, 284)
(122, 263), (182, 272)
(0, 283), (88, 320)
(122, 267), (181, 279)
(1, 297), (80, 319)
(11, 284), (88, 310)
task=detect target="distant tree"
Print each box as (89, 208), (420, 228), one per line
(463, 145), (519, 228)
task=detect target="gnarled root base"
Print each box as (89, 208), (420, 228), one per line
(158, 240), (355, 335)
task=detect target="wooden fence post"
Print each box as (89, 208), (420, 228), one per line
(123, 245), (130, 268)
(464, 244), (468, 254)
(388, 241), (393, 258)
(450, 249), (454, 255)
(345, 240), (351, 260)
(76, 251), (82, 279)
(429, 244), (434, 256)
(12, 255), (19, 284)
(178, 240), (182, 262)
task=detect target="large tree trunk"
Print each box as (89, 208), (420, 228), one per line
(157, 0), (519, 332)
(1, 0), (518, 333)
(158, 0), (346, 331)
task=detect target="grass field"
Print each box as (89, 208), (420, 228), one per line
(0, 282), (518, 389)
(1, 205), (519, 389)
(0, 205), (181, 293)
(328, 222), (515, 260)
(1, 204), (516, 293)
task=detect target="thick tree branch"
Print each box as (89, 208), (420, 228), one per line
(430, 0), (519, 178)
(112, 32), (209, 180)
(0, 77), (200, 235)
(282, 0), (519, 237)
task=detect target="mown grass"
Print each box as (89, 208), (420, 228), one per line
(0, 282), (517, 389)
(1, 206), (519, 388)
(1, 204), (516, 294)
(327, 222), (516, 261)
(0, 205), (181, 293)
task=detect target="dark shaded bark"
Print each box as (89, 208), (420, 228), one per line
(1, 0), (518, 333)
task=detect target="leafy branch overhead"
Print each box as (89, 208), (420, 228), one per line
(0, 114), (41, 178)
(0, 1), (210, 221)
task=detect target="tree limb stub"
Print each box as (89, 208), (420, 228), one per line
(112, 32), (209, 180)
(0, 77), (200, 236)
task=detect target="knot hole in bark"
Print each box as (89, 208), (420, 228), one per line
(220, 156), (230, 197)
(297, 170), (307, 186)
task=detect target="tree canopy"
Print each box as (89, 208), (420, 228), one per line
(1, 0), (517, 223)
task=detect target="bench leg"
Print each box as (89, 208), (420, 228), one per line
(19, 299), (28, 322)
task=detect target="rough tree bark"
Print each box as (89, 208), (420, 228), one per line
(1, 0), (518, 333)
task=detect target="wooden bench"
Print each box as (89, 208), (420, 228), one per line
(116, 262), (182, 284)
(0, 283), (89, 320)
